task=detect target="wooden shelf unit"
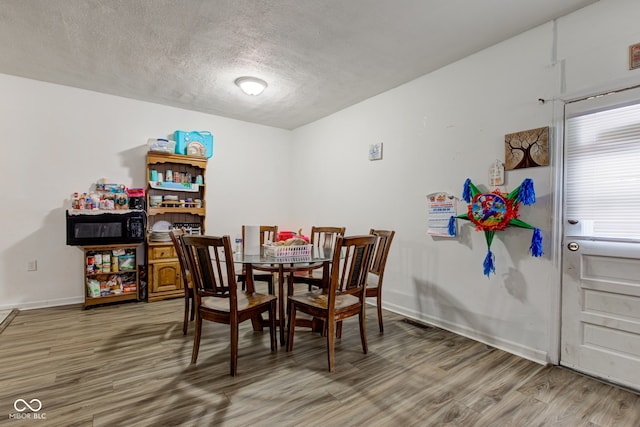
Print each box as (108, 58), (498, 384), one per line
(145, 152), (207, 302)
(82, 244), (140, 308)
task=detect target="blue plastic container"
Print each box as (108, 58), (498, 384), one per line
(174, 130), (214, 158)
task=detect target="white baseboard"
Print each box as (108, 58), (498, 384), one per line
(377, 300), (549, 365)
(0, 296), (84, 311)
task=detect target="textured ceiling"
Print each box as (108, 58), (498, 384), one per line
(0, 0), (597, 130)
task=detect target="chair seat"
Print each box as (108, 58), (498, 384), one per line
(291, 266), (326, 291)
(289, 291), (360, 311)
(240, 264), (278, 274)
(295, 268), (324, 279)
(365, 272), (379, 289)
(201, 291), (276, 312)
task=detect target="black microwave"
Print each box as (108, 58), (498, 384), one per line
(66, 210), (146, 246)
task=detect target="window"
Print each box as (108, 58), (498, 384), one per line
(565, 92), (640, 240)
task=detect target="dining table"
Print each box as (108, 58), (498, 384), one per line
(233, 246), (334, 345)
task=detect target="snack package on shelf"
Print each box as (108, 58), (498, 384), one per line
(86, 279), (101, 298)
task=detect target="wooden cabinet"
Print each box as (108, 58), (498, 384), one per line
(150, 260), (181, 293)
(147, 244), (183, 301)
(145, 152), (207, 301)
(83, 244), (140, 308)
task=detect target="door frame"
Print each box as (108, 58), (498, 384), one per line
(550, 82), (640, 365)
(548, 97), (565, 365)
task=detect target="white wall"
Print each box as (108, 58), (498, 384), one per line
(290, 0), (640, 363)
(0, 76), (291, 309)
(2, 0), (639, 365)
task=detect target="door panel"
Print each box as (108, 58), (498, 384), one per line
(561, 239), (640, 389)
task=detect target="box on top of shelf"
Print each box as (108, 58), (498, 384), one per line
(126, 188), (145, 198)
(148, 138), (176, 153)
(174, 131), (213, 158)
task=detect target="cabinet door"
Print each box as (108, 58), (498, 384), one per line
(151, 261), (182, 293)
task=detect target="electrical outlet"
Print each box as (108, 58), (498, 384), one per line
(27, 260), (37, 271)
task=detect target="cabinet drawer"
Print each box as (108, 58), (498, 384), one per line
(151, 246), (177, 260)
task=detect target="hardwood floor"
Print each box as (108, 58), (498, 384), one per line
(1, 297), (639, 426)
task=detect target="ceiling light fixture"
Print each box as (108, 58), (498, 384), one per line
(234, 76), (268, 96)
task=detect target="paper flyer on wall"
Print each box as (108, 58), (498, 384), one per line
(427, 192), (457, 237)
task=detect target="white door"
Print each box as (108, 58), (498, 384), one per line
(561, 87), (640, 391)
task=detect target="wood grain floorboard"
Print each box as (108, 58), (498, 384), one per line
(1, 298), (639, 426)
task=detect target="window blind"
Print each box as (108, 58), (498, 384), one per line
(565, 101), (640, 240)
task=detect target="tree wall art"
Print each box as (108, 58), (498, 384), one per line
(504, 126), (549, 170)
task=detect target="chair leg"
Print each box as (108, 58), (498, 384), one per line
(191, 313), (202, 364)
(190, 292), (195, 321)
(269, 300), (277, 352)
(268, 275), (274, 295)
(359, 306), (368, 354)
(230, 320), (239, 376)
(327, 319), (335, 373)
(287, 302), (297, 352)
(237, 273), (246, 291)
(183, 292), (190, 335)
(336, 320), (343, 338)
(376, 292), (384, 333)
(287, 273), (294, 296)
(286, 274), (294, 317)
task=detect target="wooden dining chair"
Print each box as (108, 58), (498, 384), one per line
(335, 229), (396, 338)
(238, 225), (278, 293)
(287, 234), (376, 372)
(365, 229), (395, 333)
(291, 226), (346, 291)
(169, 229), (195, 335)
(182, 235), (277, 376)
